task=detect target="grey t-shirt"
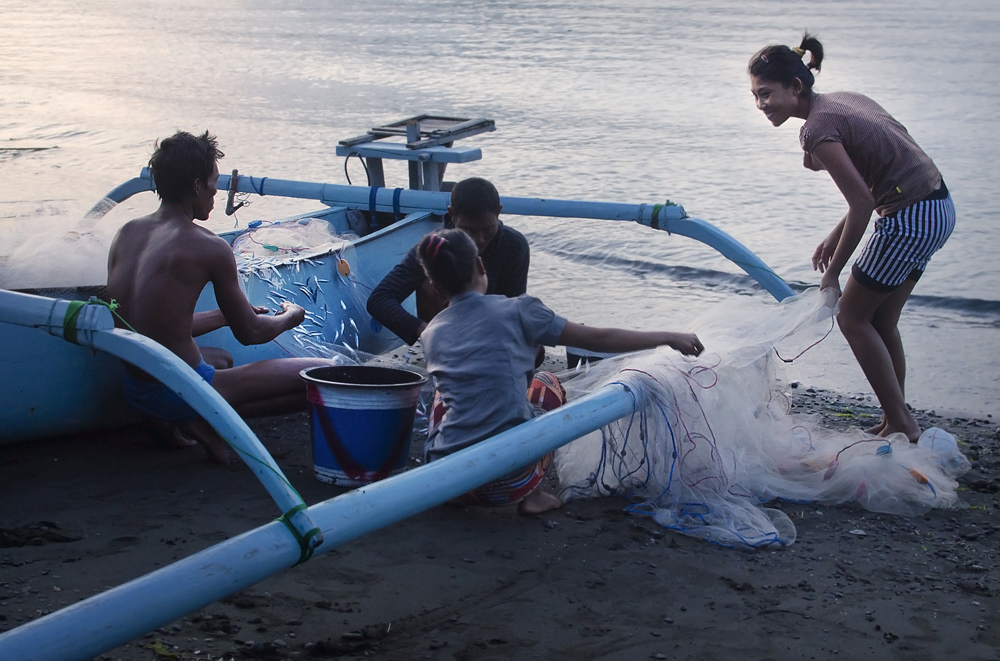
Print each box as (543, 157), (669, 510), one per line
(422, 292), (567, 460)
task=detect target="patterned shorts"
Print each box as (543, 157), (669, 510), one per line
(853, 183), (955, 292)
(429, 371), (567, 507)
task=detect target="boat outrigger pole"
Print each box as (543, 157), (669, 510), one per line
(92, 169), (795, 301)
(0, 291), (323, 557)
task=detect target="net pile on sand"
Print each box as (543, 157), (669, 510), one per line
(555, 289), (969, 548)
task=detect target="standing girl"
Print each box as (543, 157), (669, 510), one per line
(417, 229), (702, 514)
(748, 33), (955, 442)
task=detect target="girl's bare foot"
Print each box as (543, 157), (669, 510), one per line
(880, 421), (921, 444)
(517, 489), (563, 515)
(865, 418), (886, 436)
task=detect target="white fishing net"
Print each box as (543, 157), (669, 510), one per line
(0, 214), (119, 289)
(554, 288), (970, 549)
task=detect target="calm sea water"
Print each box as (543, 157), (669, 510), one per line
(1, 0), (998, 416)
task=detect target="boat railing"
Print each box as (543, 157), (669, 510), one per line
(94, 169), (794, 301)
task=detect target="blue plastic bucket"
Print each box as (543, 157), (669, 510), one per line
(301, 365), (427, 487)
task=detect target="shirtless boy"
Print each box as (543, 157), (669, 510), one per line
(106, 130), (333, 462)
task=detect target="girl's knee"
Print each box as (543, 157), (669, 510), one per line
(835, 307), (869, 337)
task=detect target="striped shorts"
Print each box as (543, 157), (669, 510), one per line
(852, 182), (955, 292)
(429, 371), (567, 507)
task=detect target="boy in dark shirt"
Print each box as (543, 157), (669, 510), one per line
(366, 177), (530, 345)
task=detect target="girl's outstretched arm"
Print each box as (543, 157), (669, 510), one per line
(558, 322), (703, 356)
(810, 141), (876, 294)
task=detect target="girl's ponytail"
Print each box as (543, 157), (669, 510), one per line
(798, 32), (824, 72)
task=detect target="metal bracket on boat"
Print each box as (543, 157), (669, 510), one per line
(226, 168), (245, 216)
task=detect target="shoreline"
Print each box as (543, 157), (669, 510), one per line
(1, 374), (998, 660)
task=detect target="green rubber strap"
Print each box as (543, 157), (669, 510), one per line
(276, 503), (320, 565)
(651, 204), (667, 233)
(62, 300), (86, 344)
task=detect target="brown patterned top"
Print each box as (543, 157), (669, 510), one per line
(800, 91), (941, 217)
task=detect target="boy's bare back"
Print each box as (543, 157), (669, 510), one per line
(107, 207), (234, 370)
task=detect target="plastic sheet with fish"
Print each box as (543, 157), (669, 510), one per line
(554, 288), (971, 549)
(228, 217), (398, 356)
(231, 218), (352, 267)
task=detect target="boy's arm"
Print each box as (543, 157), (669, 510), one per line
(558, 322), (703, 356)
(191, 306), (270, 337)
(366, 247), (427, 345)
(207, 239), (305, 345)
(486, 228), (530, 297)
(192, 309), (227, 336)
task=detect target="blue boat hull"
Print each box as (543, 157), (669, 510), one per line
(0, 207), (437, 444)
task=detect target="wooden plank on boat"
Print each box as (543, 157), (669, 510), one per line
(335, 142), (482, 164)
(338, 116), (495, 148)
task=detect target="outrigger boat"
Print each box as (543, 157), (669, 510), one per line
(0, 115), (791, 445)
(0, 117), (793, 660)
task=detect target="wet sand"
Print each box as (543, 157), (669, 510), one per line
(1, 369), (998, 661)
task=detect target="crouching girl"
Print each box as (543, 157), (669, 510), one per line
(417, 229), (703, 514)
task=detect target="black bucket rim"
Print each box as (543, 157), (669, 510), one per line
(300, 364), (428, 388)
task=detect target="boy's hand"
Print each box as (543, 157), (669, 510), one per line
(277, 301), (306, 326)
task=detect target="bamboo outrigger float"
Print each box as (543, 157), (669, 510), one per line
(0, 118), (793, 660)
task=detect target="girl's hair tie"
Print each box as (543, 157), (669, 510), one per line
(427, 235), (445, 259)
(792, 46), (805, 57)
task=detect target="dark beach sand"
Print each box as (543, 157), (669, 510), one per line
(1, 358), (998, 661)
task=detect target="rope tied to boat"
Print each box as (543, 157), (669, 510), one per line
(275, 503), (322, 565)
(61, 297), (133, 344)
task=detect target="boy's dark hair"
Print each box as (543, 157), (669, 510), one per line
(449, 177), (501, 221)
(148, 130), (224, 204)
(417, 229), (478, 298)
(748, 32), (824, 92)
